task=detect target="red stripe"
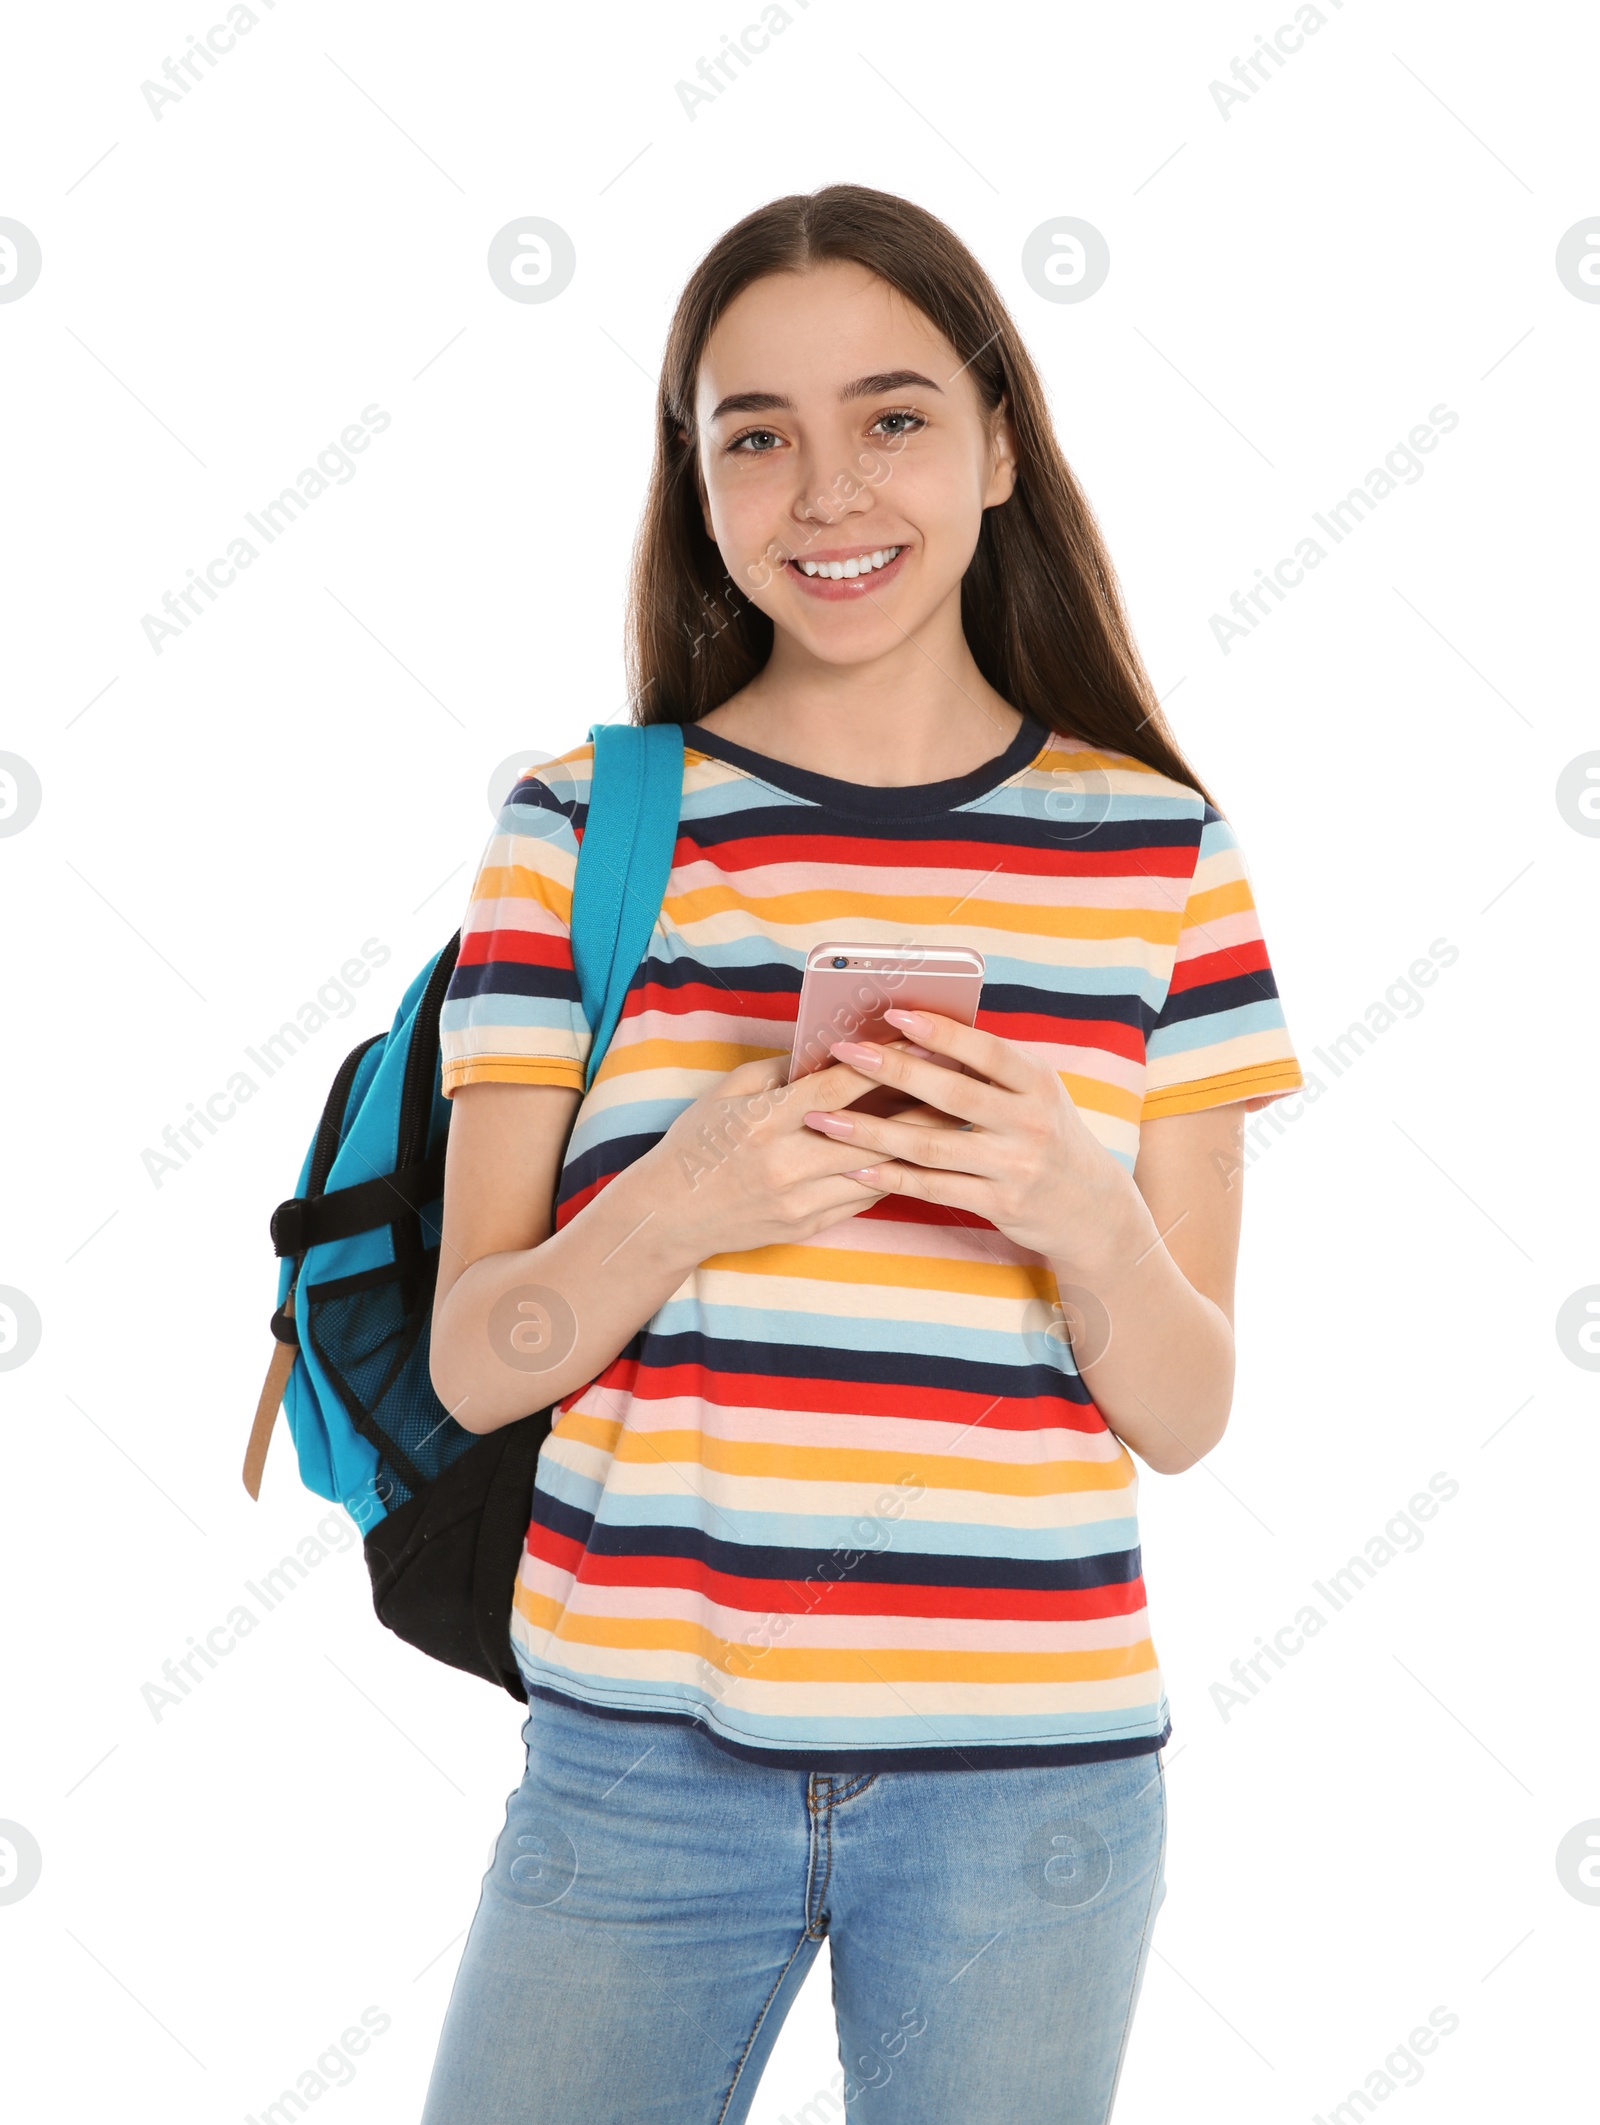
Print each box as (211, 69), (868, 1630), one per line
(1168, 939), (1269, 996)
(690, 832), (1195, 880)
(576, 1355), (1105, 1436)
(620, 979), (792, 1025)
(556, 1172), (611, 1224)
(606, 989), (1144, 1070)
(848, 1195), (1005, 1232)
(456, 928), (572, 970)
(980, 1007), (1143, 1061)
(560, 1165), (1008, 1240)
(527, 1522), (588, 1577)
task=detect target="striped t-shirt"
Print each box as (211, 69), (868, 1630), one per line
(439, 711), (1303, 1769)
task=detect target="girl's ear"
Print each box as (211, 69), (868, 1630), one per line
(984, 395), (1018, 509)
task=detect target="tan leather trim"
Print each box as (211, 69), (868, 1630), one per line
(243, 1288), (295, 1500)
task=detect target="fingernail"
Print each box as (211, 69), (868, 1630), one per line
(883, 1009), (929, 1033)
(805, 1111), (853, 1135)
(830, 1040), (882, 1067)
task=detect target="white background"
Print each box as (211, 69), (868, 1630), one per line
(2, 2), (1596, 2119)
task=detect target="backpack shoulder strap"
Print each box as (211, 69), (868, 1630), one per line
(570, 721), (685, 1091)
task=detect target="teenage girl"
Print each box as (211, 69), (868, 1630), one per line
(420, 184), (1303, 2125)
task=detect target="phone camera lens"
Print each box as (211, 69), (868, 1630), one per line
(832, 956), (847, 969)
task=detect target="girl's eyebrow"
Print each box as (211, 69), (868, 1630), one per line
(708, 369), (944, 422)
(841, 369), (943, 401)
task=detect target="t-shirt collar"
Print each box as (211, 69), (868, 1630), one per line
(683, 710), (1050, 818)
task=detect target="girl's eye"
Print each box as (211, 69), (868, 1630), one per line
(729, 428), (784, 454)
(871, 409), (925, 438)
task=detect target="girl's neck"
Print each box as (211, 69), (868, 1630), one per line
(697, 623), (1024, 790)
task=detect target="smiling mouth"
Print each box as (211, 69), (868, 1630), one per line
(793, 545), (902, 579)
(784, 544), (909, 597)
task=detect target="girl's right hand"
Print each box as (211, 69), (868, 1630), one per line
(636, 1050), (920, 1262)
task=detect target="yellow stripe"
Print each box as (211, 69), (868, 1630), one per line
(1140, 1060), (1304, 1119)
(1181, 877), (1255, 930)
(697, 1242), (1060, 1299)
(552, 1408), (624, 1450)
(1059, 1069), (1142, 1123)
(515, 1587), (1157, 1682)
(663, 881), (1182, 944)
(589, 1033), (1143, 1125)
(472, 862), (574, 916)
(552, 1418), (1134, 1496)
(441, 1056), (584, 1093)
(1030, 742), (1162, 780)
(592, 1034), (787, 1078)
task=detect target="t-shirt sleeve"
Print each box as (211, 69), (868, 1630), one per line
(438, 754), (594, 1099)
(1141, 806), (1304, 1121)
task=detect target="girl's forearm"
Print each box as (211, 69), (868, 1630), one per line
(432, 1151), (701, 1433)
(1044, 1164), (1235, 1475)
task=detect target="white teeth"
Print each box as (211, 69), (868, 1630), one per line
(797, 546), (901, 580)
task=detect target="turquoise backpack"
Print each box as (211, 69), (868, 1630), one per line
(242, 721), (685, 1698)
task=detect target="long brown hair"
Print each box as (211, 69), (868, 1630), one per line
(626, 183), (1215, 806)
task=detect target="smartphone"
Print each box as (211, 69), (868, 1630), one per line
(788, 942), (986, 1118)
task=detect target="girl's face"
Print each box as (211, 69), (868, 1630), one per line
(691, 261), (1015, 669)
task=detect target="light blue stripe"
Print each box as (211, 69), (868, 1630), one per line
(567, 1486), (1141, 1563)
(440, 995), (586, 1035)
(515, 1659), (1169, 1750)
(974, 784), (1202, 825)
(533, 1455), (606, 1518)
(682, 772), (820, 818)
(566, 1092), (697, 1159)
(1146, 997), (1288, 1060)
(978, 951), (1171, 1007)
(647, 1294), (1077, 1370)
(648, 930), (810, 978)
(495, 803), (580, 848)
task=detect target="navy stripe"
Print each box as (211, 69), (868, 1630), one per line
(632, 950), (800, 999)
(1147, 965), (1284, 1032)
(558, 1126), (667, 1205)
(523, 1684), (1169, 1772)
(981, 979), (1147, 1028)
(448, 959), (582, 1003)
(674, 805), (1206, 860)
(632, 1326), (1099, 1407)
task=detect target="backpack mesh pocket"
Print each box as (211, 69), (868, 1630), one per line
(302, 1251), (475, 1513)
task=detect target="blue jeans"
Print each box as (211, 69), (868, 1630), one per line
(422, 1691), (1167, 2124)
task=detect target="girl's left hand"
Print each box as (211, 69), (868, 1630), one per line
(802, 1007), (1127, 1264)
